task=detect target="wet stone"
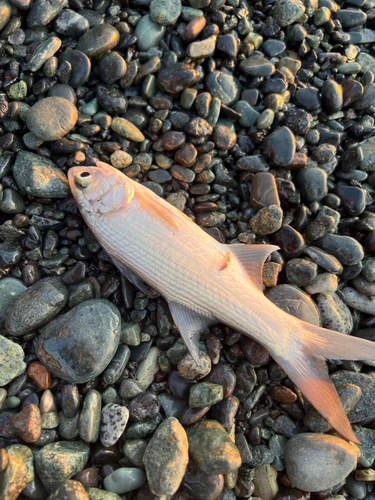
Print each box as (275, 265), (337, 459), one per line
(189, 382), (224, 408)
(317, 235), (364, 266)
(250, 205), (283, 236)
(336, 186), (366, 216)
(295, 88), (321, 110)
(128, 393), (160, 422)
(286, 258), (318, 286)
(35, 441), (90, 493)
(296, 167), (328, 202)
(157, 63), (198, 96)
(79, 390), (101, 444)
(54, 9), (89, 37)
(96, 86), (127, 115)
(203, 362), (236, 399)
(99, 52), (127, 85)
(143, 417), (189, 496)
(35, 299), (120, 384)
(103, 468), (146, 494)
(266, 284), (320, 325)
(5, 277), (68, 336)
(12, 404), (42, 443)
(240, 55), (275, 77)
(263, 127), (296, 167)
(0, 444), (34, 500)
(76, 24), (119, 58)
(58, 50), (91, 88)
(134, 15), (166, 52)
(353, 83), (375, 111)
(321, 80), (343, 114)
(273, 0), (306, 26)
(187, 420), (242, 475)
(205, 71), (242, 106)
(209, 395), (239, 431)
(251, 172), (280, 211)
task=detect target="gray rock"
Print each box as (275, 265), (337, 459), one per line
(150, 0), (181, 25)
(79, 390), (102, 443)
(341, 287), (375, 315)
(35, 299), (121, 384)
(5, 277), (68, 336)
(76, 24), (119, 58)
(28, 36), (61, 72)
(134, 15), (166, 52)
(103, 468), (146, 494)
(100, 403), (129, 447)
(25, 97), (78, 141)
(205, 71), (242, 106)
(88, 489), (122, 500)
(47, 480), (89, 500)
(0, 277), (27, 323)
(285, 433), (358, 492)
(315, 292), (353, 334)
(27, 0), (67, 28)
(35, 441), (90, 492)
(0, 336), (26, 386)
(143, 417), (189, 496)
(274, 0), (305, 26)
(13, 151), (69, 199)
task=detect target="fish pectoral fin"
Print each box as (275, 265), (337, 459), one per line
(273, 349), (360, 444)
(227, 243), (279, 290)
(110, 255), (155, 297)
(168, 301), (215, 365)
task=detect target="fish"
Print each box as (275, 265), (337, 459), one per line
(69, 161), (375, 444)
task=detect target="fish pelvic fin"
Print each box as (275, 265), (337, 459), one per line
(270, 320), (375, 444)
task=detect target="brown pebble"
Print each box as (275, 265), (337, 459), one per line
(269, 385), (297, 403)
(262, 262), (282, 287)
(177, 351), (211, 381)
(12, 214), (29, 228)
(162, 131), (186, 151)
(73, 467), (99, 489)
(180, 406), (210, 426)
(0, 448), (9, 471)
(28, 361), (51, 390)
(286, 152), (307, 170)
(240, 337), (270, 366)
(212, 125), (237, 150)
(175, 142), (197, 167)
(184, 16), (207, 43)
(12, 404), (42, 443)
(206, 333), (221, 364)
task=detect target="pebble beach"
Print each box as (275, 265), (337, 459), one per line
(2, 0), (375, 498)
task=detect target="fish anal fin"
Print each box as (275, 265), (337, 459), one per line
(227, 243), (279, 290)
(273, 349), (360, 444)
(168, 301), (215, 365)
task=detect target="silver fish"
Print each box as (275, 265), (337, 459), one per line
(69, 161), (375, 444)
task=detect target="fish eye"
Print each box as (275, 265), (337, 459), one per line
(74, 171), (92, 188)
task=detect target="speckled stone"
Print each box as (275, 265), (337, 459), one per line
(315, 292), (353, 334)
(0, 336), (26, 386)
(100, 404), (129, 448)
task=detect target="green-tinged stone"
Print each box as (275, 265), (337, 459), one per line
(134, 15), (166, 52)
(181, 6), (203, 20)
(23, 132), (43, 150)
(207, 97), (221, 127)
(357, 53), (375, 75)
(363, 258), (375, 282)
(0, 336), (26, 386)
(35, 441), (90, 492)
(150, 0), (181, 25)
(253, 464), (279, 500)
(79, 390), (102, 443)
(41, 411), (59, 429)
(28, 37), (61, 72)
(0, 444), (34, 500)
(58, 411), (80, 440)
(337, 62), (361, 74)
(7, 81), (27, 101)
(88, 488), (122, 500)
(181, 88), (198, 109)
(257, 109), (275, 130)
(81, 98), (99, 116)
(76, 24), (120, 58)
(0, 188), (25, 214)
(144, 417), (189, 496)
(187, 421), (242, 475)
(119, 379), (144, 400)
(124, 413), (163, 439)
(6, 396), (21, 408)
(136, 346), (160, 389)
(0, 278), (27, 323)
(273, 0), (305, 26)
(158, 393), (187, 418)
(102, 387), (122, 406)
(234, 100), (260, 127)
(68, 281), (93, 308)
(111, 117), (145, 142)
(121, 322), (141, 346)
(189, 382), (224, 408)
(314, 6), (330, 25)
(205, 71), (242, 106)
(123, 439), (147, 468)
(103, 468), (146, 494)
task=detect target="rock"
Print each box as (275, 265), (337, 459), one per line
(250, 205), (283, 236)
(54, 9), (89, 37)
(274, 0), (305, 27)
(76, 24), (119, 58)
(150, 0), (181, 25)
(13, 151), (69, 199)
(321, 80), (343, 114)
(100, 404), (129, 448)
(177, 351), (211, 380)
(286, 258), (318, 286)
(315, 292), (353, 334)
(35, 299), (121, 384)
(284, 433), (358, 491)
(103, 468), (146, 494)
(240, 55), (275, 77)
(341, 287), (375, 315)
(25, 97), (78, 141)
(187, 421), (242, 475)
(111, 117), (144, 142)
(134, 15), (166, 52)
(251, 173), (280, 211)
(317, 235), (364, 266)
(5, 277), (68, 336)
(0, 444), (34, 500)
(157, 63), (198, 96)
(304, 273), (338, 294)
(296, 167), (328, 202)
(12, 404), (42, 443)
(58, 50), (91, 88)
(253, 465), (279, 500)
(136, 347), (160, 389)
(48, 480), (90, 500)
(128, 393), (160, 422)
(28, 36), (61, 72)
(35, 441), (90, 492)
(143, 417), (188, 496)
(205, 71), (242, 106)
(263, 127), (296, 167)
(27, 0), (67, 28)
(266, 284), (320, 326)
(88, 488), (122, 500)
(79, 390), (101, 443)
(0, 336), (26, 386)
(0, 278), (27, 323)
(189, 382), (224, 408)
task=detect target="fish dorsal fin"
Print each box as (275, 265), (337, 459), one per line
(227, 243), (279, 290)
(133, 183), (187, 233)
(168, 301), (215, 364)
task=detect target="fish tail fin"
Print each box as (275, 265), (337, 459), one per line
(271, 321), (375, 444)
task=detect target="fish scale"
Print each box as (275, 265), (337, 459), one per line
(69, 161), (375, 444)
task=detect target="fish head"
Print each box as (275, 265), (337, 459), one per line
(68, 161), (134, 217)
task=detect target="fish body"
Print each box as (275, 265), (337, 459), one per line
(69, 161), (375, 444)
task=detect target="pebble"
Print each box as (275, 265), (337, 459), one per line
(28, 361), (51, 390)
(205, 71), (242, 106)
(128, 392), (160, 422)
(251, 173), (280, 210)
(103, 468), (146, 494)
(136, 346), (160, 389)
(58, 50), (91, 88)
(76, 24), (119, 58)
(266, 284), (320, 326)
(12, 404), (42, 442)
(88, 489), (122, 500)
(341, 287), (375, 315)
(263, 127), (296, 167)
(273, 0), (305, 26)
(284, 434), (358, 492)
(111, 117), (145, 142)
(240, 55), (275, 77)
(317, 235), (364, 266)
(187, 421), (242, 475)
(48, 480), (90, 500)
(5, 277), (68, 336)
(315, 292), (353, 334)
(100, 404), (129, 448)
(0, 336), (26, 386)
(25, 97), (78, 141)
(286, 258), (318, 286)
(182, 462), (224, 500)
(13, 150), (69, 198)
(0, 444), (34, 500)
(54, 9), (89, 37)
(79, 390), (101, 443)
(35, 299), (121, 383)
(253, 465), (279, 500)
(134, 15), (166, 52)
(189, 382), (223, 408)
(0, 277), (27, 322)
(143, 417), (188, 496)
(35, 441), (90, 492)
(250, 205), (283, 236)
(150, 0), (181, 25)
(177, 351), (211, 380)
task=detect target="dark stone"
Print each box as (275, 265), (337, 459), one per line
(263, 127), (296, 167)
(128, 392), (160, 422)
(250, 172), (280, 210)
(157, 63), (198, 95)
